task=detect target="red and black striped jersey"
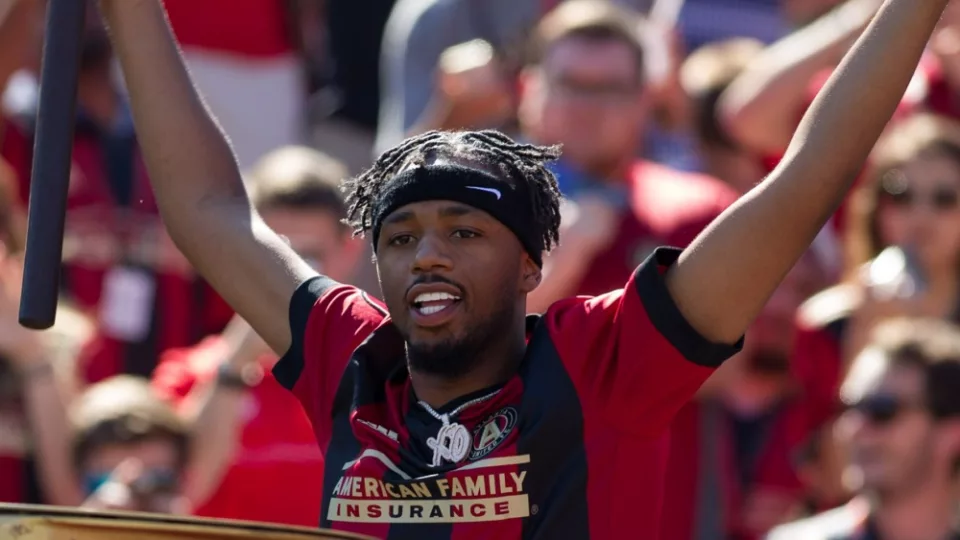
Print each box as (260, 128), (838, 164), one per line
(273, 248), (740, 539)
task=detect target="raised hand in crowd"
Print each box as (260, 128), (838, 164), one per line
(720, 0), (885, 157)
(407, 39), (515, 139)
(173, 315), (272, 507)
(0, 240), (84, 508)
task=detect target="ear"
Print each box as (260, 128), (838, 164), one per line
(520, 254), (542, 294)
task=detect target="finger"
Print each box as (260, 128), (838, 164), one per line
(110, 458), (145, 485)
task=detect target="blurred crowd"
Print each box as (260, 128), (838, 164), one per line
(2, 0), (960, 538)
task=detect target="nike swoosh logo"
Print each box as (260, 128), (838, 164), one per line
(466, 186), (502, 200)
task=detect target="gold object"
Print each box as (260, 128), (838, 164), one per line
(0, 504), (373, 540)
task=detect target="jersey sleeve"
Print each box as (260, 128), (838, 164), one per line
(272, 276), (386, 443)
(544, 247), (743, 437)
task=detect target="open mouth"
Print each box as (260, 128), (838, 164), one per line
(411, 291), (462, 316)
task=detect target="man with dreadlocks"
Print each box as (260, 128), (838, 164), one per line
(99, 0), (945, 537)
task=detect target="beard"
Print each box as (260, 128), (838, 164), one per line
(404, 298), (517, 380)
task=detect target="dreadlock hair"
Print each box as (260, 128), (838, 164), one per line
(342, 130), (564, 254)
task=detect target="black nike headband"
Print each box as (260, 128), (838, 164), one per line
(370, 164), (544, 266)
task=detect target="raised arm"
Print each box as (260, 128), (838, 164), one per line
(667, 0), (950, 345)
(98, 1), (315, 354)
(718, 0), (881, 155)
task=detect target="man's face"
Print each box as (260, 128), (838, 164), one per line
(838, 359), (949, 497)
(260, 207), (361, 283)
(374, 160), (540, 378)
(81, 437), (183, 514)
(520, 37), (648, 177)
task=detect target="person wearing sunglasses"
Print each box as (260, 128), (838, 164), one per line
(73, 375), (191, 515)
(791, 114), (960, 480)
(769, 317), (960, 540)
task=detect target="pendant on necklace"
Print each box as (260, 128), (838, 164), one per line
(426, 421), (472, 467)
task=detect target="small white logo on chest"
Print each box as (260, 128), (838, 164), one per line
(427, 423), (472, 467)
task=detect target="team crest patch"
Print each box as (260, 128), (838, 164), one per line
(470, 407), (518, 461)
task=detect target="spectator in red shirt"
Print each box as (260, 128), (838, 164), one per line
(5, 6), (234, 384)
(661, 250), (831, 540)
(791, 114), (960, 447)
(100, 0), (946, 534)
(161, 0), (318, 168)
(151, 146), (363, 526)
(518, 1), (737, 313)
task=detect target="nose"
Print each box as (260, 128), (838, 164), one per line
(412, 233), (454, 273)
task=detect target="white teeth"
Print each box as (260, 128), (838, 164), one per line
(419, 305), (446, 315)
(414, 292), (460, 304)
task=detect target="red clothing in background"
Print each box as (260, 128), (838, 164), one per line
(273, 250), (738, 538)
(572, 161), (736, 297)
(0, 402), (27, 504)
(163, 0), (294, 58)
(918, 55), (960, 119)
(4, 116), (232, 383)
(790, 284), (868, 438)
(562, 162), (736, 538)
(662, 401), (809, 540)
(152, 337), (324, 527)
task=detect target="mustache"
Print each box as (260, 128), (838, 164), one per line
(406, 274), (466, 298)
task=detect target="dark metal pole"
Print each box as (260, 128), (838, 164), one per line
(19, 0), (87, 329)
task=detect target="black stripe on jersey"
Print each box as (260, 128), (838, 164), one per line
(273, 275), (339, 390)
(635, 248), (743, 367)
(320, 378), (363, 529)
(518, 316), (590, 540)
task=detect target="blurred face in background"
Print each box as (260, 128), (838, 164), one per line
(743, 251), (826, 375)
(875, 153), (960, 275)
(259, 206), (361, 283)
(81, 435), (186, 514)
(698, 252), (826, 398)
(837, 356), (950, 499)
(520, 36), (649, 178)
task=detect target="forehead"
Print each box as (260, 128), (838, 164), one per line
(898, 153), (960, 188)
(542, 36), (640, 81)
(842, 351), (925, 402)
